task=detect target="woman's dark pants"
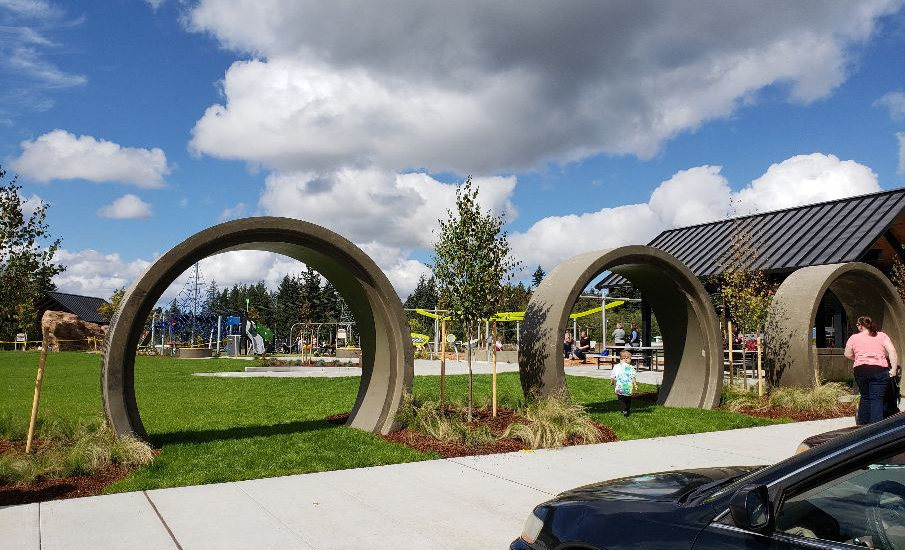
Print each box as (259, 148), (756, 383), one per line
(855, 365), (890, 425)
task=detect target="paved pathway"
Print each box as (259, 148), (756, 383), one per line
(195, 358), (667, 385)
(1, 417), (854, 550)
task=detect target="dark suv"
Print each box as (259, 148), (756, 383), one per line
(513, 413), (905, 550)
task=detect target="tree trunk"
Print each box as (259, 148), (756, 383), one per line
(467, 323), (473, 422)
(440, 319), (447, 411)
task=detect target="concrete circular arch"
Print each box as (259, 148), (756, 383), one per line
(101, 217), (412, 438)
(518, 246), (723, 408)
(765, 262), (905, 388)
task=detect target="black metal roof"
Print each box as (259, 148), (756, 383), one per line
(38, 291), (110, 325)
(597, 187), (905, 288)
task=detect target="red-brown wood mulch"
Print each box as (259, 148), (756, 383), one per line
(727, 404), (857, 422)
(0, 465), (132, 507)
(329, 409), (618, 459)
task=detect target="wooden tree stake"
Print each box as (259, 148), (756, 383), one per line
(757, 335), (764, 398)
(492, 320), (498, 418)
(25, 332), (49, 454)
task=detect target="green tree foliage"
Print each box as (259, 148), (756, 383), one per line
(404, 274), (439, 336)
(431, 176), (520, 417)
(714, 229), (773, 337)
(98, 288), (125, 321)
(0, 166), (65, 341)
(530, 265), (545, 289)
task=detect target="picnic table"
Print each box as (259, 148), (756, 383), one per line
(586, 346), (663, 370)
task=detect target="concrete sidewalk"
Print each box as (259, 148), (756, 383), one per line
(1, 417), (853, 550)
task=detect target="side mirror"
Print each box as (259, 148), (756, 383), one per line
(729, 484), (773, 534)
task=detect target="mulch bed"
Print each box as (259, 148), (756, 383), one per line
(330, 409), (618, 459)
(727, 404), (857, 422)
(0, 464), (132, 507)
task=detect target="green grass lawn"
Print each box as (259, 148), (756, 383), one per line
(1, 351), (776, 493)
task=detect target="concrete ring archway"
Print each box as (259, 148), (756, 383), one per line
(518, 246), (723, 408)
(765, 262), (905, 388)
(102, 217), (412, 439)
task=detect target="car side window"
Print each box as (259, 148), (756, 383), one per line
(775, 449), (905, 549)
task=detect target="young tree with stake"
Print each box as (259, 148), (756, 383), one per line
(431, 177), (520, 420)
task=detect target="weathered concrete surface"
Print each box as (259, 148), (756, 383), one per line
(176, 347), (213, 359)
(519, 246), (723, 408)
(42, 310), (106, 351)
(766, 262), (905, 390)
(102, 217), (412, 437)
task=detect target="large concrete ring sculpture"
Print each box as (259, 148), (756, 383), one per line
(102, 217), (413, 439)
(518, 246), (723, 408)
(765, 262), (905, 388)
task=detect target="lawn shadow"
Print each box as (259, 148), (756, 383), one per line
(583, 398), (657, 415)
(150, 418), (337, 446)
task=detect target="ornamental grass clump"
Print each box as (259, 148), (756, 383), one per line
(505, 396), (601, 449)
(0, 415), (154, 485)
(396, 394), (497, 446)
(767, 382), (852, 413)
(721, 381), (854, 414)
(721, 384), (763, 412)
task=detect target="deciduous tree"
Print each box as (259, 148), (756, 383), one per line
(431, 176), (520, 419)
(0, 166), (65, 341)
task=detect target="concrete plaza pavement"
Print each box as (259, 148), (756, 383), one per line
(1, 416), (854, 550)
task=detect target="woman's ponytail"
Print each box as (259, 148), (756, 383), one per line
(858, 316), (879, 337)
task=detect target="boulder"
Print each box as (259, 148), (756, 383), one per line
(41, 310), (107, 351)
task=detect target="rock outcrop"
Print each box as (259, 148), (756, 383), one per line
(41, 310), (107, 351)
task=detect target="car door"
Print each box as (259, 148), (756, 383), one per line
(694, 444), (905, 550)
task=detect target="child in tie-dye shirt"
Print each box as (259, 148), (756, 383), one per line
(610, 349), (638, 416)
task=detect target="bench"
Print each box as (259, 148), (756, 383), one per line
(586, 353), (619, 369)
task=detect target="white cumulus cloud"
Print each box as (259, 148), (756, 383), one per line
(188, 1), (901, 174)
(52, 249), (152, 299)
(510, 153), (882, 270)
(12, 129), (170, 188)
(98, 194), (153, 219)
(259, 168), (517, 252)
(733, 153), (880, 214)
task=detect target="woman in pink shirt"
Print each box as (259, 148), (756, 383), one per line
(844, 315), (899, 425)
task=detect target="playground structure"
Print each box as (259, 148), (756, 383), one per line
(407, 300), (625, 363)
(288, 321), (357, 363)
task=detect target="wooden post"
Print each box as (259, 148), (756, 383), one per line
(727, 320), (734, 386)
(757, 334), (764, 397)
(492, 320), (498, 418)
(440, 318), (446, 410)
(25, 332), (49, 454)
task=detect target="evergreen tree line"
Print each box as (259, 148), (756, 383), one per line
(165, 265), (353, 347)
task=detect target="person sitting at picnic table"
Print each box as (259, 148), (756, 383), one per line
(612, 323), (626, 348)
(563, 331), (576, 360)
(574, 331), (592, 362)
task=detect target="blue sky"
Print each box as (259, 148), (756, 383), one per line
(2, 1), (905, 301)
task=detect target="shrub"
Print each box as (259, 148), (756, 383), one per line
(0, 415), (154, 485)
(768, 382), (852, 413)
(505, 396), (601, 449)
(721, 381), (854, 414)
(721, 384), (763, 412)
